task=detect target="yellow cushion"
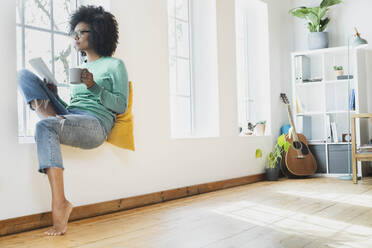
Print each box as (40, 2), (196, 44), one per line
(106, 81), (135, 151)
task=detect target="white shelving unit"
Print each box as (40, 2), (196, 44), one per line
(291, 45), (372, 176)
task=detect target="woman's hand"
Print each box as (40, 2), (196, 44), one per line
(43, 78), (58, 97)
(81, 68), (95, 88)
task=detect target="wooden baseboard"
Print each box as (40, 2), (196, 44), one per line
(0, 173), (264, 236)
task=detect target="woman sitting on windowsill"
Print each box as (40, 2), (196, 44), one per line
(17, 5), (129, 236)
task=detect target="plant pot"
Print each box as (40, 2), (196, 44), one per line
(254, 124), (266, 136)
(265, 160), (281, 181)
(308, 32), (329, 50)
(335, 70), (344, 77)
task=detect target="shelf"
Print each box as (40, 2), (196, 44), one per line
(324, 79), (353, 84)
(295, 81), (323, 86)
(296, 110), (356, 116)
(326, 110), (356, 114)
(296, 79), (353, 86)
(308, 142), (326, 145)
(291, 46), (370, 176)
(292, 44), (368, 56)
(327, 142), (351, 145)
(296, 112), (323, 116)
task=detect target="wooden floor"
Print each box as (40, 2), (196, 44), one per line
(2, 177), (372, 248)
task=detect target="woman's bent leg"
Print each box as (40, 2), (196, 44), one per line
(35, 114), (105, 236)
(35, 114), (106, 174)
(17, 69), (68, 117)
(35, 117), (70, 236)
(30, 100), (57, 118)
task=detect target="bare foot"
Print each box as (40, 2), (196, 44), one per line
(44, 201), (73, 236)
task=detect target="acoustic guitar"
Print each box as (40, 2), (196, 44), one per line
(280, 93), (317, 177)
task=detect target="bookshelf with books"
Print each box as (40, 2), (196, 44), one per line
(291, 45), (372, 175)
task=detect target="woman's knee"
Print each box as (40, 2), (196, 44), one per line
(35, 118), (58, 138)
(17, 69), (33, 81)
(17, 69), (39, 88)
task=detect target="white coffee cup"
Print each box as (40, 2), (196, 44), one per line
(69, 68), (83, 84)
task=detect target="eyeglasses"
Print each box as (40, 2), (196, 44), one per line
(69, 30), (90, 39)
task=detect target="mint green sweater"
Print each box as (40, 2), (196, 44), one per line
(58, 56), (129, 135)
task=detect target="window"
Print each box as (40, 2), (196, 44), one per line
(235, 0), (271, 136)
(167, 0), (219, 138)
(167, 0), (193, 138)
(16, 0), (109, 142)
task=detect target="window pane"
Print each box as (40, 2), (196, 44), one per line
(168, 0), (176, 18)
(169, 56), (177, 93)
(176, 21), (189, 58)
(24, 28), (51, 136)
(171, 96), (191, 137)
(235, 0), (270, 135)
(54, 34), (72, 84)
(168, 18), (176, 57)
(16, 27), (23, 71)
(16, 0), (22, 24)
(25, 0), (51, 29)
(176, 58), (190, 96)
(54, 0), (73, 33)
(25, 29), (51, 73)
(17, 91), (26, 137)
(55, 34), (73, 104)
(176, 0), (188, 21)
(25, 102), (39, 136)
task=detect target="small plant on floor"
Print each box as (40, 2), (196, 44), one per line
(266, 134), (291, 169)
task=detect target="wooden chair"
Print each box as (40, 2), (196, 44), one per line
(351, 113), (372, 184)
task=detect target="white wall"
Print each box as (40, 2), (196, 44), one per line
(0, 0), (292, 220)
(264, 0), (294, 136)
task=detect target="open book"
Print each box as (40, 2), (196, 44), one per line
(28, 57), (58, 85)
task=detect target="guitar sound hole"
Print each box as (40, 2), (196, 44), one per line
(301, 142), (309, 155)
(293, 141), (301, 149)
(292, 141), (309, 155)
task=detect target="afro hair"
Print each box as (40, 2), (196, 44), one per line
(69, 5), (119, 57)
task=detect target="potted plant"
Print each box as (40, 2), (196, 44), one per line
(246, 122), (255, 135)
(289, 0), (342, 50)
(333, 65), (344, 77)
(266, 134), (291, 181)
(246, 121), (266, 136)
(254, 121), (266, 136)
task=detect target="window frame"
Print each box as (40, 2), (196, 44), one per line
(168, 0), (195, 138)
(237, 15), (255, 125)
(16, 0), (81, 141)
(235, 0), (271, 136)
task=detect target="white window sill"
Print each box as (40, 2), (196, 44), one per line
(239, 133), (272, 137)
(170, 135), (220, 140)
(18, 136), (35, 144)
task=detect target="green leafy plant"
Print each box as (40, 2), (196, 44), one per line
(333, 65), (343, 71)
(289, 0), (342, 32)
(256, 149), (262, 158)
(266, 134), (291, 169)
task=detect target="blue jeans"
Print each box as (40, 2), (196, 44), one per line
(17, 69), (107, 174)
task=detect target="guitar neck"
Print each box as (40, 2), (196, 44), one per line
(287, 105), (299, 141)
